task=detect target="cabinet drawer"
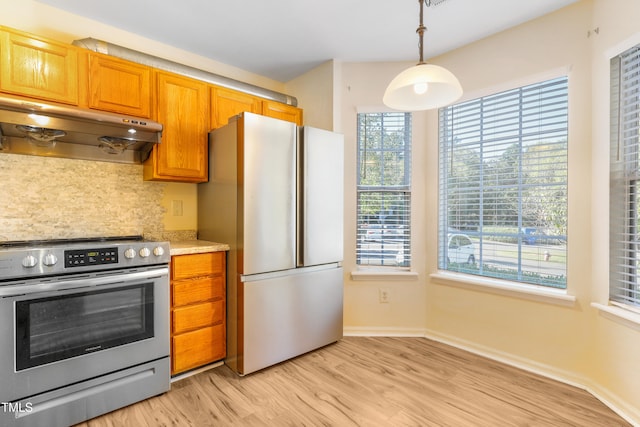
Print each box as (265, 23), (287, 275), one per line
(171, 252), (225, 280)
(172, 275), (224, 307)
(171, 324), (225, 374)
(172, 300), (224, 334)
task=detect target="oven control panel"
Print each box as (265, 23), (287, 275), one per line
(0, 239), (171, 281)
(65, 248), (118, 268)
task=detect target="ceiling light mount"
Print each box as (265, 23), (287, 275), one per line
(383, 0), (463, 111)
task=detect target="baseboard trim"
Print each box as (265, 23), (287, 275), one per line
(343, 326), (638, 426)
(343, 326), (426, 337)
(584, 380), (640, 427)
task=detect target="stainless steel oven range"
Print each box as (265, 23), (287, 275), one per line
(0, 236), (171, 427)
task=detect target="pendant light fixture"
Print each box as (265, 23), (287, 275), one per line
(383, 0), (463, 111)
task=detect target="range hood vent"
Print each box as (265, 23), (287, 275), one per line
(0, 94), (162, 164)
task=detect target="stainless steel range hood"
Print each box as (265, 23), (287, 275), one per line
(0, 94), (163, 164)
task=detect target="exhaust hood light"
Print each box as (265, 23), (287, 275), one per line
(28, 113), (50, 126)
(128, 128), (137, 135)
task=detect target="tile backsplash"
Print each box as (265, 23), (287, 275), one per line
(0, 153), (167, 241)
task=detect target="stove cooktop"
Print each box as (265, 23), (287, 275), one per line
(0, 236), (170, 281)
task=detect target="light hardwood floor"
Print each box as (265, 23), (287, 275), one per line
(76, 337), (631, 426)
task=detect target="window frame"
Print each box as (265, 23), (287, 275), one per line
(437, 76), (569, 290)
(610, 44), (640, 309)
(356, 112), (412, 269)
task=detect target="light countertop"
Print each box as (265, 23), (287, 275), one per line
(169, 240), (230, 256)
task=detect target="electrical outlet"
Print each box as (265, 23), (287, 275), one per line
(171, 200), (183, 216)
(379, 288), (390, 304)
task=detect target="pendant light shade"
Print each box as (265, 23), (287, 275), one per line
(383, 63), (462, 111)
(383, 0), (463, 111)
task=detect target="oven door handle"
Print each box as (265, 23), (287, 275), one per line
(0, 267), (169, 297)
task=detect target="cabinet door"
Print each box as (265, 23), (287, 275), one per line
(0, 29), (78, 105)
(145, 71), (209, 182)
(211, 86), (262, 129)
(262, 100), (303, 125)
(171, 324), (225, 374)
(172, 300), (224, 334)
(87, 53), (152, 117)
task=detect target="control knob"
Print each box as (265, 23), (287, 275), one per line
(124, 248), (136, 259)
(43, 253), (58, 267)
(22, 255), (38, 268)
(139, 247), (151, 258)
(153, 246), (165, 257)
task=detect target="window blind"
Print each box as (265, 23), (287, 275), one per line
(356, 112), (411, 267)
(438, 77), (568, 288)
(610, 45), (640, 308)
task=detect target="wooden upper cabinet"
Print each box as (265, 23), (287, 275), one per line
(262, 100), (303, 125)
(0, 28), (78, 105)
(85, 53), (152, 117)
(211, 86), (262, 129)
(144, 71), (209, 182)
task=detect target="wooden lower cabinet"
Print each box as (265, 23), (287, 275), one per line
(172, 325), (225, 374)
(170, 251), (226, 375)
(173, 299), (224, 334)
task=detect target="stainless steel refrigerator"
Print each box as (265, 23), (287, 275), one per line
(198, 112), (344, 375)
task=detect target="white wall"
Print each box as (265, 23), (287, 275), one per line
(286, 60), (336, 130)
(590, 0), (640, 421)
(339, 0), (639, 423)
(423, 0), (593, 376)
(339, 61), (430, 334)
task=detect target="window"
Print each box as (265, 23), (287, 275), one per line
(438, 77), (568, 289)
(610, 45), (640, 308)
(356, 112), (411, 267)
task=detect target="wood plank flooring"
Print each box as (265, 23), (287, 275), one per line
(75, 337), (631, 426)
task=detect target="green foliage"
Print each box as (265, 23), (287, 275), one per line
(357, 112), (411, 219)
(446, 140), (567, 236)
(448, 262), (566, 288)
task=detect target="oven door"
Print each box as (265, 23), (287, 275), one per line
(0, 266), (169, 402)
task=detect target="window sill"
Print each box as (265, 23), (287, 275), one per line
(430, 271), (576, 307)
(351, 269), (419, 281)
(591, 302), (640, 331)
